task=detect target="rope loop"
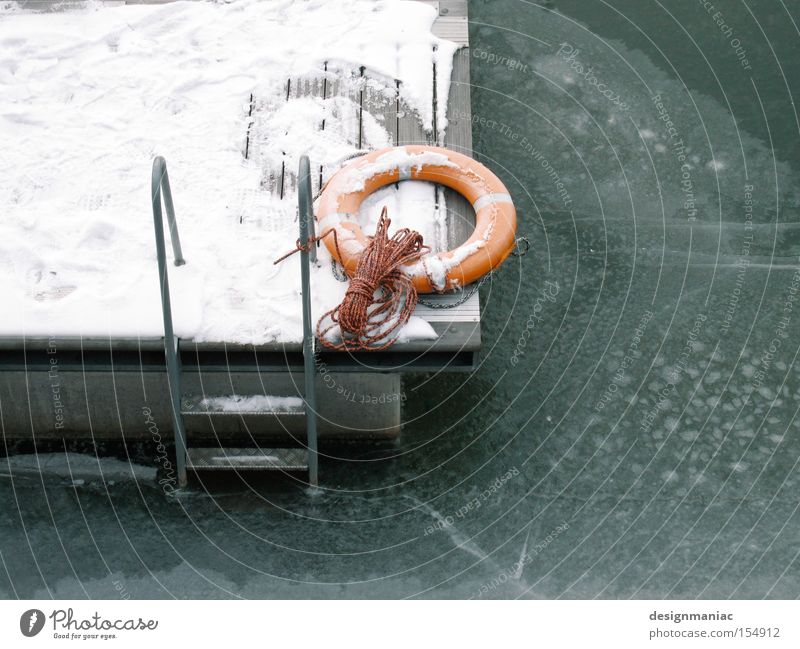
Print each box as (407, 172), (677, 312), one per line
(317, 207), (427, 350)
(273, 228), (338, 265)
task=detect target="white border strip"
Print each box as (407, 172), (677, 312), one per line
(472, 192), (513, 211)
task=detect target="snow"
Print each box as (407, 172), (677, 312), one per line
(199, 394), (304, 413)
(396, 314), (437, 342)
(0, 0), (457, 344)
(342, 147), (458, 193)
(357, 180), (448, 253)
(203, 453), (296, 463)
(406, 217), (494, 291)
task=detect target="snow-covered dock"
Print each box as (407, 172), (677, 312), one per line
(0, 0), (479, 443)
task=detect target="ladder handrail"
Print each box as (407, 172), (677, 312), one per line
(151, 156), (188, 488)
(298, 155), (319, 487)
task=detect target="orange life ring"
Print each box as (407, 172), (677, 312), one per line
(316, 145), (517, 293)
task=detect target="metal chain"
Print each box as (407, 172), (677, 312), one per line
(416, 237), (529, 309)
(331, 259), (348, 282)
(417, 271), (494, 309)
(332, 236), (529, 305)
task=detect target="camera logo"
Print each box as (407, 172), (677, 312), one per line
(20, 609), (46, 637)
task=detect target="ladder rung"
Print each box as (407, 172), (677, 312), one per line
(186, 447), (308, 471)
(181, 394), (305, 417)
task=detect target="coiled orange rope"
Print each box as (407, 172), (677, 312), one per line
(274, 207), (428, 351)
(318, 207), (427, 350)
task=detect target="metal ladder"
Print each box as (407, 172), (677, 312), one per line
(151, 155), (319, 488)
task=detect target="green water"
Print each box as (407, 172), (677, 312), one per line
(2, 0), (799, 599)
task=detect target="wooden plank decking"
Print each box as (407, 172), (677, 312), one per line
(14, 0), (480, 359)
(245, 0), (479, 354)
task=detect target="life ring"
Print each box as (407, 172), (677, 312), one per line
(316, 145), (517, 293)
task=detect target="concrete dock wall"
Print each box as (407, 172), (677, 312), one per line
(0, 369), (402, 441)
